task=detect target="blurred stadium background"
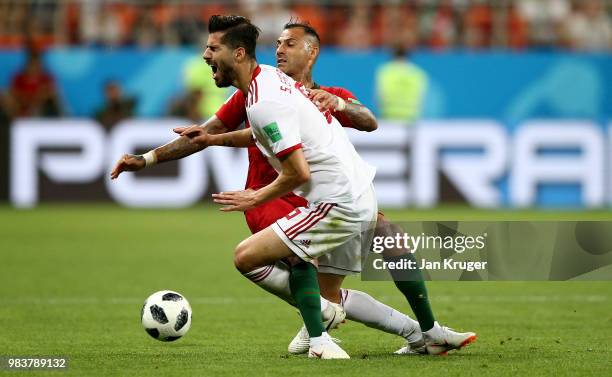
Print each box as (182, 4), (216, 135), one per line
(0, 0), (611, 209)
(1, 1), (611, 375)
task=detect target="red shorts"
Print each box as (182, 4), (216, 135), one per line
(244, 194), (308, 234)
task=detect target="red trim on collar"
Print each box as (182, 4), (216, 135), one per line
(251, 65), (261, 82)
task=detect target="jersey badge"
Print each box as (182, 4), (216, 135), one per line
(263, 122), (282, 143)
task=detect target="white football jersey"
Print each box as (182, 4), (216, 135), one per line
(245, 64), (376, 204)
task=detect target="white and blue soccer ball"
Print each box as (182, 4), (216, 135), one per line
(141, 290), (192, 341)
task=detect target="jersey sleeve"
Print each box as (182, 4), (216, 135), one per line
(215, 90), (247, 131)
(248, 101), (302, 159)
(326, 87), (360, 129)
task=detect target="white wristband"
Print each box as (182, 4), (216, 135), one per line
(143, 151), (157, 167)
(336, 96), (346, 111)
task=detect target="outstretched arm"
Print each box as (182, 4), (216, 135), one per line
(158, 116), (227, 162)
(177, 125), (254, 148)
(110, 115), (227, 180)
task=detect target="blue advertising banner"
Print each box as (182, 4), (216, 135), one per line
(1, 49), (610, 208)
(0, 48), (610, 121)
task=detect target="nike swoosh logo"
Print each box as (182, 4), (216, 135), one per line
(325, 311), (337, 331)
(311, 351), (323, 358)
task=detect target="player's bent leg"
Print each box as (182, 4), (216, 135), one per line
(240, 261), (344, 332)
(303, 273), (349, 360)
(233, 226), (328, 339)
(377, 214), (437, 333)
(239, 201), (352, 357)
(236, 259), (350, 356)
(235, 224), (348, 356)
(289, 279), (429, 356)
(288, 272), (346, 355)
(233, 227), (295, 273)
(240, 198), (314, 306)
(289, 261), (331, 346)
(376, 214), (477, 354)
(276, 191), (377, 359)
(242, 262), (295, 305)
(298, 197), (428, 355)
(340, 288), (426, 355)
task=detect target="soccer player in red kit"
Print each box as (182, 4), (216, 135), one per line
(111, 21), (475, 356)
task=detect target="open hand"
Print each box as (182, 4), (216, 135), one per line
(309, 89), (341, 112)
(212, 189), (258, 212)
(110, 154), (145, 180)
(174, 125), (211, 147)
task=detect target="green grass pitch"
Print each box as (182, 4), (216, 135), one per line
(1, 205), (611, 376)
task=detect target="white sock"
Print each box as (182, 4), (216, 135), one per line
(243, 262), (295, 305)
(242, 263), (332, 319)
(341, 288), (422, 344)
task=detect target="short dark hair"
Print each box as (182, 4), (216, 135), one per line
(208, 15), (260, 59)
(283, 21), (321, 45)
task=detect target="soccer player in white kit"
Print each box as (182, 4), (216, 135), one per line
(247, 65), (378, 271)
(180, 15), (377, 359)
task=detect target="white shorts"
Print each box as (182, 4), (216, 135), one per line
(272, 185), (378, 275)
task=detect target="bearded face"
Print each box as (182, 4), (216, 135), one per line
(203, 32), (238, 88)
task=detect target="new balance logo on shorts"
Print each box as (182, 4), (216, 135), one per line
(299, 239), (311, 248)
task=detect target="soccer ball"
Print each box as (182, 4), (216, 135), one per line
(141, 290), (192, 341)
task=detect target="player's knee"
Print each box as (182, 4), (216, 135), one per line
(233, 241), (254, 273)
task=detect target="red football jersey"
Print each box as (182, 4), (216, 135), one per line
(215, 84), (359, 192)
(316, 84), (359, 129)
